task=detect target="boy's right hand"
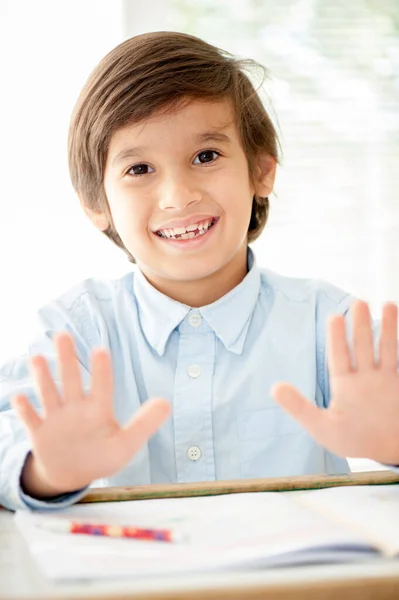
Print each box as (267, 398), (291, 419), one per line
(12, 333), (171, 499)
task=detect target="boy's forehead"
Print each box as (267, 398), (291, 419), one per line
(109, 99), (238, 152)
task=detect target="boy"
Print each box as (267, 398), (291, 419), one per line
(0, 32), (397, 512)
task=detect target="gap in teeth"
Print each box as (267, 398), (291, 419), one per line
(158, 218), (215, 239)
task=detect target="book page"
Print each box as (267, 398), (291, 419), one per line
(295, 484), (399, 557)
(14, 491), (377, 580)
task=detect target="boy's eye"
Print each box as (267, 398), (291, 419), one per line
(193, 150), (220, 164)
(127, 163), (154, 176)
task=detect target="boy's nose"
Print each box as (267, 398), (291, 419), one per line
(158, 179), (202, 211)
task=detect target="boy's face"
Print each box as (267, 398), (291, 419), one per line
(87, 99), (275, 300)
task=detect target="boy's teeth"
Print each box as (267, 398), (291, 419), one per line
(158, 218), (214, 239)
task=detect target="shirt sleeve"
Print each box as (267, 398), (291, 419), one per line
(4, 445), (87, 511)
(0, 294), (95, 511)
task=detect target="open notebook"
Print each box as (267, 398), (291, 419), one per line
(15, 484), (399, 580)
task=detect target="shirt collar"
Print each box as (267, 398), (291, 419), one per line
(133, 248), (261, 356)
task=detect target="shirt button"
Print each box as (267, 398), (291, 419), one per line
(188, 312), (202, 328)
(187, 446), (202, 461)
(187, 364), (202, 378)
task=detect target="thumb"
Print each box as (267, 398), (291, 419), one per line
(120, 397), (171, 456)
(271, 383), (329, 445)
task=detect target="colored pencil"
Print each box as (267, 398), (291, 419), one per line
(35, 519), (182, 543)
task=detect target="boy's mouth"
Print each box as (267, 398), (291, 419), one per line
(155, 217), (218, 240)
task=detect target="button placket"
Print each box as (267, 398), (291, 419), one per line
(174, 319), (216, 483)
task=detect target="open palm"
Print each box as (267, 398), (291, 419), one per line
(272, 302), (399, 464)
(13, 333), (170, 494)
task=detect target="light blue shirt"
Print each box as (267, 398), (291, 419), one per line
(0, 249), (383, 511)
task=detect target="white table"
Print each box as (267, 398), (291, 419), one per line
(2, 500), (399, 600)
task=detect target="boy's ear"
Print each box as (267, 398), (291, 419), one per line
(253, 153), (277, 198)
(80, 201), (109, 231)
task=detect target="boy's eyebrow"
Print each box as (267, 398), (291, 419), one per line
(192, 131), (232, 145)
(112, 147), (148, 166)
(112, 132), (232, 167)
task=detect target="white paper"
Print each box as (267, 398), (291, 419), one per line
(297, 484), (399, 557)
(15, 490), (379, 580)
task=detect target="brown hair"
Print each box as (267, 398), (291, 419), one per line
(68, 31), (280, 263)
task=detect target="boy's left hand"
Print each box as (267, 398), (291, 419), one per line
(271, 301), (399, 464)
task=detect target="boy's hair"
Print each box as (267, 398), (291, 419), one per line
(68, 31), (280, 263)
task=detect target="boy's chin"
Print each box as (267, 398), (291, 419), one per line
(161, 263), (222, 283)
(145, 259), (224, 285)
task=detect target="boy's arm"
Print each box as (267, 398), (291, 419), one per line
(271, 301), (399, 465)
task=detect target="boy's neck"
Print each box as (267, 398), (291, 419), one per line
(140, 247), (249, 308)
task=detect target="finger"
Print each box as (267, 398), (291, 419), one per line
(351, 301), (375, 370)
(29, 355), (62, 415)
(11, 395), (43, 432)
(271, 383), (331, 446)
(327, 314), (353, 376)
(119, 397), (171, 456)
(90, 349), (113, 408)
(379, 303), (398, 371)
(54, 333), (83, 403)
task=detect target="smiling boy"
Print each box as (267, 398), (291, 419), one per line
(0, 32), (398, 512)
